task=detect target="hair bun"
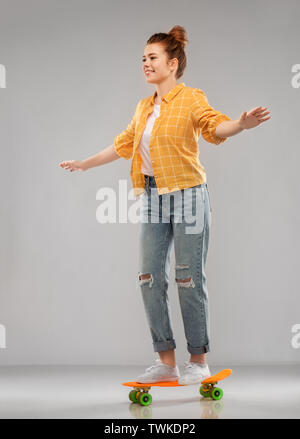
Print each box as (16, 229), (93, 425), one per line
(168, 25), (188, 48)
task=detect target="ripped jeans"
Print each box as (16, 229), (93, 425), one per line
(138, 175), (212, 355)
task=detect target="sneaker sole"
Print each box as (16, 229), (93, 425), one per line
(178, 374), (211, 385)
(136, 376), (180, 383)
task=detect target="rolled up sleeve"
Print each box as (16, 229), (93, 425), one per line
(191, 89), (231, 145)
(113, 100), (141, 160)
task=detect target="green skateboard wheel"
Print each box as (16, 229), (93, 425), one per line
(211, 387), (223, 400)
(200, 385), (210, 397)
(129, 390), (138, 403)
(200, 385), (206, 396)
(138, 392), (152, 406)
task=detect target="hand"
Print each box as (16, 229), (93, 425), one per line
(59, 160), (86, 172)
(238, 107), (271, 130)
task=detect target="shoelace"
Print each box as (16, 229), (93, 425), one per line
(145, 359), (168, 372)
(183, 361), (206, 370)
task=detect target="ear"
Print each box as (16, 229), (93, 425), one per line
(169, 57), (178, 71)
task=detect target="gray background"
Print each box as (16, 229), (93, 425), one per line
(0, 0), (299, 366)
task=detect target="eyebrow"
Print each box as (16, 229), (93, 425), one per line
(142, 53), (158, 58)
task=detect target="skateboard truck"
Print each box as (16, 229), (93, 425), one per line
(129, 385), (153, 406)
(200, 381), (223, 400)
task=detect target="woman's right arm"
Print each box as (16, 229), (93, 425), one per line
(59, 144), (120, 172)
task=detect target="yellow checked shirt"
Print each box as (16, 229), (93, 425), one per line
(113, 82), (231, 198)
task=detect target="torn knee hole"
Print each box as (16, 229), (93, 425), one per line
(138, 273), (154, 287)
(176, 277), (191, 283)
(139, 274), (151, 280)
(175, 276), (195, 288)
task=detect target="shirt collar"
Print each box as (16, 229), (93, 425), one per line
(150, 82), (185, 105)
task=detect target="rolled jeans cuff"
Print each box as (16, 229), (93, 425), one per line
(187, 343), (210, 355)
(153, 339), (176, 352)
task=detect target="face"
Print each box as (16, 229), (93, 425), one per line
(142, 43), (178, 83)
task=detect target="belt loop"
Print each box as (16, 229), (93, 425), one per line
(144, 175), (149, 191)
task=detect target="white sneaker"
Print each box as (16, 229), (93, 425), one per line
(136, 359), (180, 383)
(178, 361), (211, 385)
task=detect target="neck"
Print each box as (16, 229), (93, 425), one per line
(155, 78), (178, 102)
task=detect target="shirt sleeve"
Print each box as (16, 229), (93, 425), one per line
(191, 89), (231, 145)
(113, 100), (141, 160)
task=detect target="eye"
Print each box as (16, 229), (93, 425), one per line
(142, 57), (156, 62)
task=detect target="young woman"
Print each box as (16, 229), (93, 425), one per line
(60, 25), (270, 385)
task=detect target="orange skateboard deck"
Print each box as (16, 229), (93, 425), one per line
(201, 368), (232, 384)
(123, 380), (185, 388)
(122, 368), (232, 406)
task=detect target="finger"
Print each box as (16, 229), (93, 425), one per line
(249, 108), (262, 116)
(249, 107), (262, 114)
(259, 111), (270, 116)
(257, 112), (270, 118)
(253, 107), (268, 115)
(253, 107), (269, 116)
(254, 109), (270, 116)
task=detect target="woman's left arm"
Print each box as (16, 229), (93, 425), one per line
(215, 106), (271, 138)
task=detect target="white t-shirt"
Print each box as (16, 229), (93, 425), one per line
(138, 103), (160, 176)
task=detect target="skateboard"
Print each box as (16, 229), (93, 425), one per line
(122, 368), (232, 406)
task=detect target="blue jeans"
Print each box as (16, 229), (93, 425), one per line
(138, 175), (212, 355)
